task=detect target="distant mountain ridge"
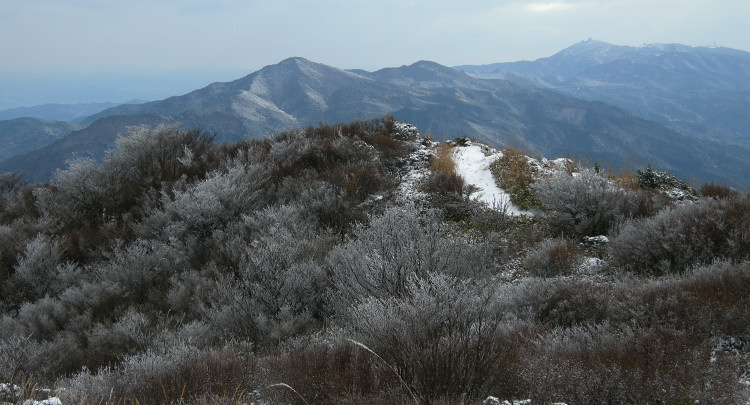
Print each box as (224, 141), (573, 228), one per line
(2, 50), (750, 187)
(0, 100), (146, 123)
(455, 39), (750, 150)
(0, 118), (82, 162)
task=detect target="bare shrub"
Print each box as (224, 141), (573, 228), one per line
(609, 169), (640, 191)
(521, 325), (742, 404)
(422, 171), (465, 197)
(523, 238), (582, 277)
(262, 336), (407, 404)
(640, 261), (750, 338)
(620, 187), (673, 220)
(700, 181), (740, 199)
(610, 196), (750, 275)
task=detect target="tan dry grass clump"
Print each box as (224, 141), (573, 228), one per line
(429, 143), (456, 176)
(490, 146), (540, 210)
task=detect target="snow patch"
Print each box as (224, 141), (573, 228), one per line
(0, 383), (62, 405)
(582, 235), (610, 245)
(232, 90), (297, 123)
(305, 88), (327, 110)
(1, 383), (22, 401)
(249, 76), (269, 96)
(451, 144), (527, 215)
(528, 156), (573, 178)
(23, 398), (62, 405)
(578, 257), (605, 274)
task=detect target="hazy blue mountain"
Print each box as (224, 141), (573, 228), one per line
(0, 101), (146, 123)
(0, 114), (169, 182)
(3, 56), (750, 186)
(455, 40), (750, 149)
(0, 118), (82, 162)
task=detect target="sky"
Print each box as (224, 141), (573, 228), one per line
(1, 0), (749, 108)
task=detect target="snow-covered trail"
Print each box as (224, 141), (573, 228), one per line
(452, 144), (527, 215)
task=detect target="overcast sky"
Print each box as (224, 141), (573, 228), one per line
(1, 0), (748, 107)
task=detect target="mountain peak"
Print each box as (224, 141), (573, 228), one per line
(410, 60), (447, 69)
(272, 56), (326, 73)
(558, 39), (623, 57)
(369, 60), (482, 90)
(277, 56), (315, 66)
(261, 56), (357, 80)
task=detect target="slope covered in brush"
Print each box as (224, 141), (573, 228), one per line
(1, 118), (749, 404)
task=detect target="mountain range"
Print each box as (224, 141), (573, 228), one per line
(0, 101), (145, 123)
(0, 118), (82, 162)
(456, 39), (750, 150)
(1, 41), (749, 187)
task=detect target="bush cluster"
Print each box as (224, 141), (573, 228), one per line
(610, 194), (750, 275)
(1, 117), (749, 404)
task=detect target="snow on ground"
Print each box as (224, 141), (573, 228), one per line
(393, 134), (433, 205)
(451, 143), (527, 215)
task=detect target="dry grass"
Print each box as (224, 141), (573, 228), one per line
(429, 144), (456, 176)
(609, 169), (640, 190)
(347, 338), (420, 405)
(490, 146), (540, 210)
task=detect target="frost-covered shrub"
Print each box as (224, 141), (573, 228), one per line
(16, 296), (88, 340)
(277, 178), (364, 233)
(0, 324), (86, 381)
(328, 205), (489, 313)
(85, 308), (154, 361)
(533, 168), (624, 237)
(524, 238), (582, 277)
(93, 238), (187, 306)
(349, 272), (515, 401)
(34, 158), (109, 229)
(34, 125), (215, 232)
(0, 172), (23, 197)
(108, 125), (214, 186)
(60, 341), (258, 404)
(149, 162), (270, 242)
(199, 204), (335, 346)
(5, 234), (68, 302)
(610, 196), (750, 275)
(0, 334), (33, 381)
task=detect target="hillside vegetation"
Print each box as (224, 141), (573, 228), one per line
(1, 117), (749, 404)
